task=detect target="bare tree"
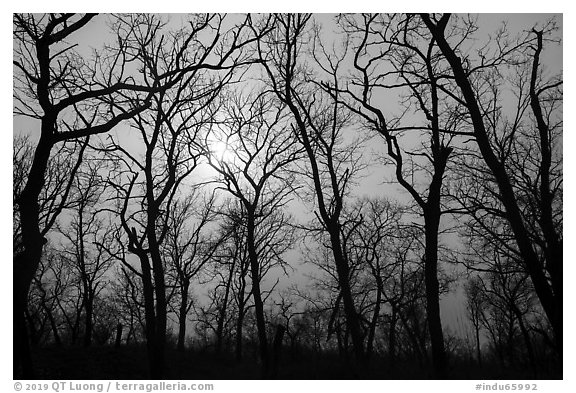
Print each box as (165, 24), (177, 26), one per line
(13, 135), (34, 254)
(422, 14), (562, 355)
(13, 135), (89, 255)
(201, 86), (300, 376)
(12, 12), (562, 380)
(464, 276), (486, 366)
(28, 247), (70, 347)
(56, 157), (115, 347)
(219, 202), (253, 361)
(342, 197), (405, 359)
(256, 13), (370, 362)
(325, 14), (470, 376)
(98, 13), (261, 377)
(164, 191), (222, 352)
(13, 13), (159, 376)
(110, 264), (147, 346)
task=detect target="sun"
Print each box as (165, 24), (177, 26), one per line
(211, 140), (234, 164)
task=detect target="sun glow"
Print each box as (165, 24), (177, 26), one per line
(211, 139), (234, 164)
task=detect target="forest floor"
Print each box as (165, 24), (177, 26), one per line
(27, 345), (562, 380)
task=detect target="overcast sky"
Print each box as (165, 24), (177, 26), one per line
(10, 12), (564, 339)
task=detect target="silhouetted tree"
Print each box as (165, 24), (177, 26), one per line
(110, 265), (147, 345)
(98, 14), (261, 377)
(12, 12), (562, 381)
(57, 158), (115, 347)
(13, 13), (160, 376)
(219, 202), (253, 361)
(328, 14), (471, 376)
(464, 276), (486, 366)
(164, 192), (222, 352)
(202, 86), (300, 376)
(28, 246), (70, 347)
(342, 197), (410, 359)
(256, 13), (370, 363)
(422, 13), (562, 355)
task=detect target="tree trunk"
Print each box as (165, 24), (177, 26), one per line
(83, 291), (93, 347)
(398, 310), (425, 367)
(147, 232), (167, 379)
(529, 31), (563, 358)
(70, 301), (83, 345)
(271, 324), (285, 378)
(115, 323), (123, 349)
(14, 130), (54, 378)
(235, 305), (245, 361)
(126, 320), (134, 346)
(43, 303), (62, 347)
(329, 229), (365, 361)
(282, 80), (365, 361)
(366, 278), (383, 359)
(388, 305), (398, 365)
(13, 309), (33, 379)
(336, 323), (344, 357)
(246, 214), (269, 377)
(136, 251), (158, 378)
(24, 310), (40, 349)
(177, 281), (189, 352)
(513, 306), (537, 376)
(420, 142), (450, 378)
(216, 258), (235, 353)
(475, 321), (482, 367)
(423, 209), (447, 378)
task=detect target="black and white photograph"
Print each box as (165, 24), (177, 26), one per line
(10, 5), (568, 386)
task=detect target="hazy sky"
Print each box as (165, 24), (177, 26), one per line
(11, 13), (563, 338)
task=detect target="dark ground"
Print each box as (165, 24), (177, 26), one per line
(26, 345), (561, 380)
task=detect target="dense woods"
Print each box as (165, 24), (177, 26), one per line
(13, 13), (562, 379)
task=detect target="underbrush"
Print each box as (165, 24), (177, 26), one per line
(25, 345), (561, 380)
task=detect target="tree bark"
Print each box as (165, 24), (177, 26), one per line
(147, 230), (167, 379)
(83, 289), (93, 347)
(246, 213), (269, 377)
(115, 323), (123, 349)
(24, 310), (40, 349)
(135, 251), (159, 378)
(177, 280), (190, 352)
(423, 209), (447, 378)
(366, 277), (383, 359)
(512, 305), (537, 376)
(398, 310), (425, 367)
(529, 30), (562, 356)
(388, 305), (398, 365)
(216, 258), (235, 353)
(474, 320), (482, 367)
(14, 130), (53, 377)
(43, 302), (62, 347)
(329, 229), (365, 361)
(235, 304), (245, 361)
(235, 264), (248, 362)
